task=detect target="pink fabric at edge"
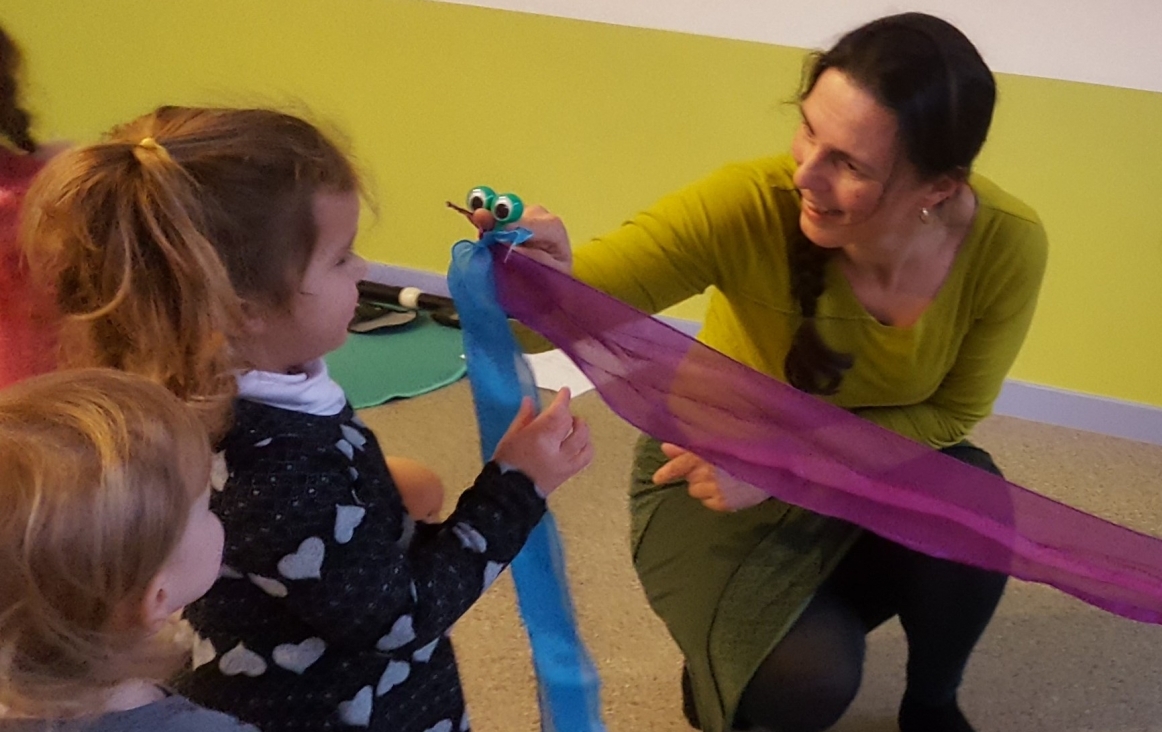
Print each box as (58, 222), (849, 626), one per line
(0, 149), (56, 389)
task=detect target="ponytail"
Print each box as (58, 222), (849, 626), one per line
(24, 138), (244, 437)
(21, 106), (359, 439)
(783, 231), (852, 395)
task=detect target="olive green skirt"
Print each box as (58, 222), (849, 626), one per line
(629, 435), (861, 732)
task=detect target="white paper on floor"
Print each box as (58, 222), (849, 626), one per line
(525, 349), (595, 396)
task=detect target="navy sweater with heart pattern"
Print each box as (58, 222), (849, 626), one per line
(177, 398), (546, 732)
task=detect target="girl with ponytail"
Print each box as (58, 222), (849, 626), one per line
(22, 106), (593, 731)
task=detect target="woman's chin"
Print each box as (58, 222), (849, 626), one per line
(799, 213), (844, 249)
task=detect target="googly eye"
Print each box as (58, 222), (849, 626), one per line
(466, 186), (497, 212)
(491, 193), (524, 225)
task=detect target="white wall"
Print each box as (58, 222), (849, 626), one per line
(431, 0), (1162, 93)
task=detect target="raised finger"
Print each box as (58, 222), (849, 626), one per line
(653, 451), (701, 484)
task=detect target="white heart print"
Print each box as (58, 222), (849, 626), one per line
(337, 685), (373, 727)
(376, 614), (416, 651)
(334, 505), (367, 544)
(376, 660), (411, 695)
(451, 522), (488, 553)
(340, 423), (367, 450)
(278, 537), (325, 580)
(210, 451), (229, 491)
(482, 561), (504, 591)
(218, 564), (244, 580)
(219, 643), (267, 677)
(272, 637), (327, 674)
(412, 638), (438, 663)
(191, 634), (217, 670)
(249, 573), (289, 598)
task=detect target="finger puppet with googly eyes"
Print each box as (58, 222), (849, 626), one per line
(447, 186), (530, 246)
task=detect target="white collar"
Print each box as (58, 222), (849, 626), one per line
(236, 358), (347, 417)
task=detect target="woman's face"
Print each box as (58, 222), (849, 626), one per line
(790, 68), (933, 250)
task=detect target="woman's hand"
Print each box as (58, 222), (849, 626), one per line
(652, 443), (768, 512)
(510, 204), (573, 274)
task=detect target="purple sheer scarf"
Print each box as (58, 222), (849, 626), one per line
(494, 247), (1162, 625)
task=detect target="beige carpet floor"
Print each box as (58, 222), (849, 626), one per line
(359, 380), (1162, 732)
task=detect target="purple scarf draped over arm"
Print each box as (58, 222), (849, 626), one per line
(494, 248), (1162, 625)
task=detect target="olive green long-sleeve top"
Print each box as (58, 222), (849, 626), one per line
(574, 155), (1048, 448)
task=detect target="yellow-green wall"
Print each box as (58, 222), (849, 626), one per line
(6, 0), (1162, 406)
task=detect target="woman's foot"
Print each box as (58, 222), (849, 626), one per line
(898, 696), (975, 732)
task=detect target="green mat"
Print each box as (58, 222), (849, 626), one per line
(324, 311), (466, 409)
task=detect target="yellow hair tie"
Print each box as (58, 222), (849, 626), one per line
(133, 136), (173, 163)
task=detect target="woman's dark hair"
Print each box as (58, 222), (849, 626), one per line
(0, 26), (36, 153)
(783, 12), (996, 395)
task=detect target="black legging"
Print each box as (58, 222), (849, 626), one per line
(736, 443), (1009, 732)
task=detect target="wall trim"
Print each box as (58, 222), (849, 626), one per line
(366, 262), (452, 298)
(366, 262), (1162, 446)
(993, 381), (1162, 446)
(431, 0), (1162, 94)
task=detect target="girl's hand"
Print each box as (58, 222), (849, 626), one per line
(492, 388), (593, 496)
(652, 443), (768, 512)
(510, 204), (573, 274)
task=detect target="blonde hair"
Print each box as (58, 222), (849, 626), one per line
(21, 106), (360, 438)
(0, 368), (211, 718)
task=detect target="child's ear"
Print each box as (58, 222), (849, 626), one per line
(238, 298), (270, 336)
(139, 572), (176, 634)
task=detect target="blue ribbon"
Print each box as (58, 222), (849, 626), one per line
(448, 229), (606, 732)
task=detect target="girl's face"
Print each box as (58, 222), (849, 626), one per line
(248, 190), (367, 373)
(159, 485), (225, 615)
(790, 68), (938, 250)
(151, 441), (225, 621)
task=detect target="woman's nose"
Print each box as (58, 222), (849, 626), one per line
(793, 149), (826, 192)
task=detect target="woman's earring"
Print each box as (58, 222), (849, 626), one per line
(919, 207), (932, 224)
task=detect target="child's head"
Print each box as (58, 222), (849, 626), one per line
(0, 24), (36, 153)
(0, 368), (223, 718)
(22, 107), (365, 433)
